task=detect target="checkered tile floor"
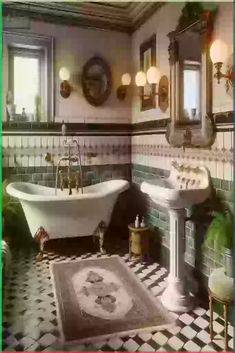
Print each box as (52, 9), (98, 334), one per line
(2, 243), (234, 352)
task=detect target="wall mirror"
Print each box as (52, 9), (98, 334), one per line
(166, 4), (216, 148)
(82, 56), (112, 106)
(140, 34), (156, 111)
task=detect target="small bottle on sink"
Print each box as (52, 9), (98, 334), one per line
(135, 215), (140, 228)
(140, 216), (146, 228)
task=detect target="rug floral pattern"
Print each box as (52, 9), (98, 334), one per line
(72, 267), (133, 320)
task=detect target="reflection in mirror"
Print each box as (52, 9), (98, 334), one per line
(183, 61), (201, 121)
(178, 22), (202, 123)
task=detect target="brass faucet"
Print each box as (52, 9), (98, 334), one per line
(55, 137), (84, 196)
(172, 161), (184, 172)
(75, 171), (80, 192)
(59, 170), (64, 191)
(67, 170), (72, 195)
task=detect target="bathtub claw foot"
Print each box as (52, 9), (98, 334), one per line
(34, 227), (50, 261)
(36, 252), (43, 262)
(98, 221), (107, 254)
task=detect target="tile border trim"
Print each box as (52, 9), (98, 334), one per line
(2, 111), (233, 136)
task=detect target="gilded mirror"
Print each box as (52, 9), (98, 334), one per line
(166, 4), (216, 148)
(82, 56), (112, 106)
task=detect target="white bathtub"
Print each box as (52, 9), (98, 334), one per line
(7, 179), (129, 258)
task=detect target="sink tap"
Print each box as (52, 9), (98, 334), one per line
(67, 170), (72, 195)
(185, 179), (190, 189)
(75, 171), (80, 193)
(172, 161), (178, 170)
(59, 170), (64, 191)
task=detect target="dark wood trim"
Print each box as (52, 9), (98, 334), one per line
(2, 121), (132, 136)
(2, 131), (132, 137)
(132, 3), (165, 32)
(2, 2), (165, 34)
(213, 111), (234, 125)
(2, 6), (132, 34)
(175, 119), (201, 127)
(2, 111), (233, 136)
(132, 119), (169, 132)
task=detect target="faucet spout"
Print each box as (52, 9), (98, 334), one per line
(55, 137), (83, 196)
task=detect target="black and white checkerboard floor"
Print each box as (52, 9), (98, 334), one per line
(2, 245), (234, 352)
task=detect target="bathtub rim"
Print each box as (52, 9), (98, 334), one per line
(6, 179), (130, 203)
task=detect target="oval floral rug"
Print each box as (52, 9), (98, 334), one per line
(51, 255), (175, 344)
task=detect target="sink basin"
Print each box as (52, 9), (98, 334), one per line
(140, 162), (211, 312)
(141, 163), (211, 209)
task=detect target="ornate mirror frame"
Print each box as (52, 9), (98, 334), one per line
(166, 6), (216, 148)
(81, 56), (112, 107)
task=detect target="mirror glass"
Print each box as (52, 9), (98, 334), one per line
(183, 61), (201, 121)
(82, 56), (112, 106)
(178, 22), (202, 122)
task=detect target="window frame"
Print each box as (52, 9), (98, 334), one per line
(9, 46), (44, 118)
(3, 30), (54, 124)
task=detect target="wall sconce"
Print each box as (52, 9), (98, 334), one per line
(59, 67), (72, 98)
(116, 73), (131, 101)
(210, 39), (234, 91)
(117, 66), (168, 107)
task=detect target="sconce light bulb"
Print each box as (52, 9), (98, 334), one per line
(135, 71), (147, 87)
(121, 73), (131, 86)
(146, 66), (161, 84)
(210, 39), (228, 64)
(59, 67), (70, 81)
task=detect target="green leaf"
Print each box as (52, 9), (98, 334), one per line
(203, 208), (233, 260)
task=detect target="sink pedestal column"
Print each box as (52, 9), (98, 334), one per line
(161, 208), (193, 312)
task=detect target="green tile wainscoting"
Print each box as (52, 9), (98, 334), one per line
(3, 164), (131, 187)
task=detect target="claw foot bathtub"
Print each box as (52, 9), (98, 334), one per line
(7, 179), (129, 259)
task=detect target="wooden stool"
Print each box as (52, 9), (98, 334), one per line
(209, 289), (232, 351)
(128, 223), (150, 262)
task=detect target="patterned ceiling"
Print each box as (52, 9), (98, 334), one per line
(2, 1), (165, 33)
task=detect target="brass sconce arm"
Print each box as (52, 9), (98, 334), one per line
(116, 85), (128, 101)
(214, 62), (228, 83)
(59, 67), (72, 99)
(60, 80), (72, 99)
(213, 62), (234, 92)
(140, 84), (168, 100)
(117, 78), (168, 101)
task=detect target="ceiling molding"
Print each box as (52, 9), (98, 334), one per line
(2, 1), (165, 33)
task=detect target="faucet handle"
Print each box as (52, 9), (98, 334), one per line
(59, 170), (64, 191)
(178, 164), (184, 172)
(75, 171), (80, 192)
(172, 161), (178, 169)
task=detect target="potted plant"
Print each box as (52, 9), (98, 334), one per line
(2, 179), (17, 239)
(203, 208), (233, 277)
(2, 179), (32, 247)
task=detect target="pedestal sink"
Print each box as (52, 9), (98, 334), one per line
(141, 161), (211, 312)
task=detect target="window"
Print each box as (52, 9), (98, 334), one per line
(3, 31), (54, 123)
(9, 47), (44, 121)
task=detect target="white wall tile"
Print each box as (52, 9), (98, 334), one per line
(223, 132), (231, 150)
(29, 156), (35, 167)
(22, 136), (28, 149)
(2, 136), (8, 148)
(216, 161), (224, 180)
(223, 163), (232, 181)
